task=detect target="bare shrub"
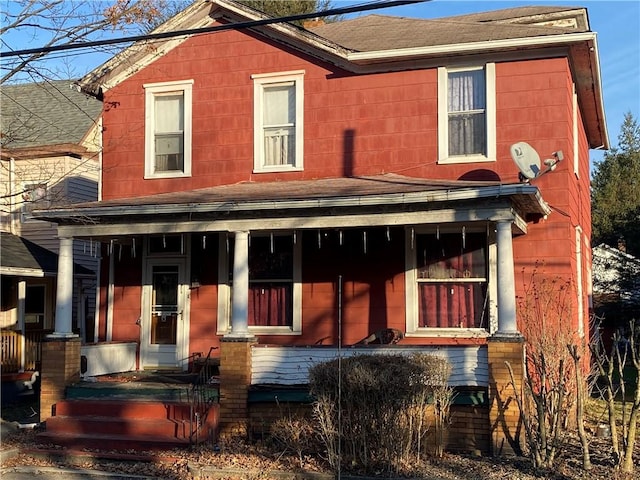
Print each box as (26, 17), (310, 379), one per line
(509, 269), (578, 470)
(309, 353), (453, 475)
(269, 414), (319, 469)
(591, 318), (640, 473)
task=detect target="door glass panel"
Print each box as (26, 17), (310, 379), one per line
(151, 265), (179, 345)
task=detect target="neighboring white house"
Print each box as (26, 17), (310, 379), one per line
(592, 243), (640, 346)
(1, 81), (102, 371)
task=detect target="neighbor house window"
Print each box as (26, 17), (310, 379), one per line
(144, 80), (193, 178)
(252, 71), (304, 172)
(21, 183), (49, 221)
(218, 232), (302, 334)
(438, 64), (496, 163)
(406, 229), (490, 335)
(25, 284), (46, 327)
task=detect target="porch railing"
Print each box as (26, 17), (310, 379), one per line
(1, 330), (21, 373)
(1, 329), (48, 373)
(190, 346), (219, 444)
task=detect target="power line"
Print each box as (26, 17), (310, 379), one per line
(0, 1), (428, 58)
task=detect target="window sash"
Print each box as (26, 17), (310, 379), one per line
(448, 69), (486, 156)
(418, 282), (487, 328)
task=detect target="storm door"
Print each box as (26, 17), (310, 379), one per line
(141, 259), (187, 369)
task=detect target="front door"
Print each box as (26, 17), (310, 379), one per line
(141, 259), (187, 369)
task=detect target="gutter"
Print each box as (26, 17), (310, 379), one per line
(347, 32), (598, 62)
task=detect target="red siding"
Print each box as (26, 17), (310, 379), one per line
(99, 27), (593, 351)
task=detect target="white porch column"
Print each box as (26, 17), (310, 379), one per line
(228, 231), (253, 338)
(18, 280), (26, 371)
(50, 236), (77, 338)
(496, 221), (519, 336)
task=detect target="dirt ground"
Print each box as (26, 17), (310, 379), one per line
(1, 424), (638, 480)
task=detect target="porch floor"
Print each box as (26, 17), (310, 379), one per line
(69, 370), (219, 402)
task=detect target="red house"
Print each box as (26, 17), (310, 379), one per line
(34, 1), (607, 454)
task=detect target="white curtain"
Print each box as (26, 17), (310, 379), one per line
(154, 94), (184, 172)
(263, 84), (295, 166)
(448, 70), (486, 156)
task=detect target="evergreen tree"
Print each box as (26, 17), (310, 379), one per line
(591, 112), (640, 256)
(238, 0), (339, 25)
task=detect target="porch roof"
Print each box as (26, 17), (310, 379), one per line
(31, 174), (550, 238)
(0, 232), (93, 278)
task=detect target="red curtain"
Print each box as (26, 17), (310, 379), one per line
(418, 282), (485, 328)
(418, 249), (486, 328)
(248, 283), (292, 327)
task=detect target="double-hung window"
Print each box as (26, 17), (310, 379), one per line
(406, 229), (490, 335)
(218, 232), (302, 335)
(144, 80), (193, 178)
(438, 64), (496, 163)
(252, 71), (304, 172)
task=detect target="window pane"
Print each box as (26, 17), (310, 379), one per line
(249, 235), (293, 280)
(249, 283), (292, 327)
(155, 94), (184, 133)
(264, 126), (295, 166)
(448, 70), (485, 112)
(449, 113), (486, 156)
(418, 282), (487, 328)
(263, 84), (295, 126)
(416, 232), (486, 279)
(25, 285), (45, 314)
(155, 134), (184, 172)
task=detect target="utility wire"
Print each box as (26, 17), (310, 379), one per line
(0, 0), (427, 58)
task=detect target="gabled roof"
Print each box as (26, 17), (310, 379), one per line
(0, 80), (102, 156)
(0, 231), (93, 277)
(76, 1), (607, 149)
(592, 243), (640, 298)
(310, 8), (587, 52)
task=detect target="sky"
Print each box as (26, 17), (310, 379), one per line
(2, 0), (638, 165)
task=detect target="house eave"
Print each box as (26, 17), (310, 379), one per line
(32, 182), (549, 221)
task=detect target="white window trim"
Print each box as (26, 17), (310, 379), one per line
(575, 225), (584, 337)
(437, 64), (496, 164)
(573, 84), (579, 178)
(252, 70), (304, 173)
(404, 226), (493, 338)
(144, 79), (193, 179)
(217, 232), (302, 335)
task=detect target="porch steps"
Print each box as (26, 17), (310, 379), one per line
(37, 377), (218, 451)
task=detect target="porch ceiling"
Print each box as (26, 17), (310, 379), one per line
(31, 174), (550, 237)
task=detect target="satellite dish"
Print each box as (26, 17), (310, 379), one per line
(510, 142), (541, 181)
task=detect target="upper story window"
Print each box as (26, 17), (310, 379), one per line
(144, 80), (193, 179)
(21, 183), (49, 221)
(252, 71), (304, 172)
(405, 228), (491, 336)
(438, 64), (496, 164)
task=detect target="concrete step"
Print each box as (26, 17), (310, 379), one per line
(36, 430), (192, 451)
(53, 399), (192, 420)
(45, 415), (191, 438)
